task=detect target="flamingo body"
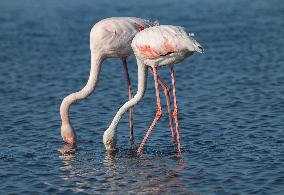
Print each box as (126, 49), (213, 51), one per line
(103, 25), (203, 153)
(132, 25), (203, 67)
(90, 17), (157, 58)
(60, 17), (157, 144)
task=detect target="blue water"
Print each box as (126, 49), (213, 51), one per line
(0, 0), (284, 194)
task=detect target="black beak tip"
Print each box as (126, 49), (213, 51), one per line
(198, 46), (204, 53)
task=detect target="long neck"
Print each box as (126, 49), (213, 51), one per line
(108, 59), (147, 131)
(60, 50), (104, 125)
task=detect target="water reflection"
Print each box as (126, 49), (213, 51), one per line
(57, 144), (193, 194)
(102, 149), (193, 194)
(58, 144), (77, 161)
(57, 143), (77, 182)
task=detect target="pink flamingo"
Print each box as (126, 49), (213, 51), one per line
(103, 25), (203, 155)
(60, 17), (175, 145)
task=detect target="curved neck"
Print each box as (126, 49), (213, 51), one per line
(60, 50), (104, 125)
(108, 59), (148, 132)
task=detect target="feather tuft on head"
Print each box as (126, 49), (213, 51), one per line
(188, 33), (195, 37)
(153, 20), (160, 26)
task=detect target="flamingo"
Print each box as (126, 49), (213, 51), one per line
(60, 17), (176, 145)
(103, 25), (204, 155)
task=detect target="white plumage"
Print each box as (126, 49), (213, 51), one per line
(131, 25), (203, 67)
(60, 17), (157, 144)
(104, 25), (203, 155)
(90, 17), (157, 57)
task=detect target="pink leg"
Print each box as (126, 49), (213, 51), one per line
(137, 67), (162, 155)
(170, 65), (182, 155)
(148, 67), (175, 143)
(122, 58), (134, 145)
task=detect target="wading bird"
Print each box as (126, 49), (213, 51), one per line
(103, 25), (203, 155)
(60, 17), (176, 145)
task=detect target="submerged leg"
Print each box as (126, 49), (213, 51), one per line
(148, 67), (175, 143)
(121, 58), (134, 145)
(137, 67), (162, 155)
(170, 65), (182, 155)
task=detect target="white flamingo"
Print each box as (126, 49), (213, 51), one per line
(103, 25), (204, 155)
(60, 17), (175, 145)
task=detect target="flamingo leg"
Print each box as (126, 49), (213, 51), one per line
(137, 67), (162, 155)
(170, 65), (182, 155)
(121, 58), (134, 145)
(148, 67), (175, 143)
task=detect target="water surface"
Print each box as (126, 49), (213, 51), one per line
(0, 0), (284, 194)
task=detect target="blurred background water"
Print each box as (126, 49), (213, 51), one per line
(0, 0), (284, 194)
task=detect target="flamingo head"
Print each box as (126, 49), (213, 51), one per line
(61, 124), (76, 144)
(103, 128), (117, 151)
(185, 33), (204, 54)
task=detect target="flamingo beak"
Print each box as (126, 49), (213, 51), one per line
(188, 36), (204, 54)
(193, 40), (204, 53)
(196, 45), (204, 53)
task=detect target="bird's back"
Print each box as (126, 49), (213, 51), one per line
(131, 25), (190, 59)
(90, 17), (157, 58)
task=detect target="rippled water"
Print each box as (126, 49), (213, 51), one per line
(1, 0), (284, 194)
